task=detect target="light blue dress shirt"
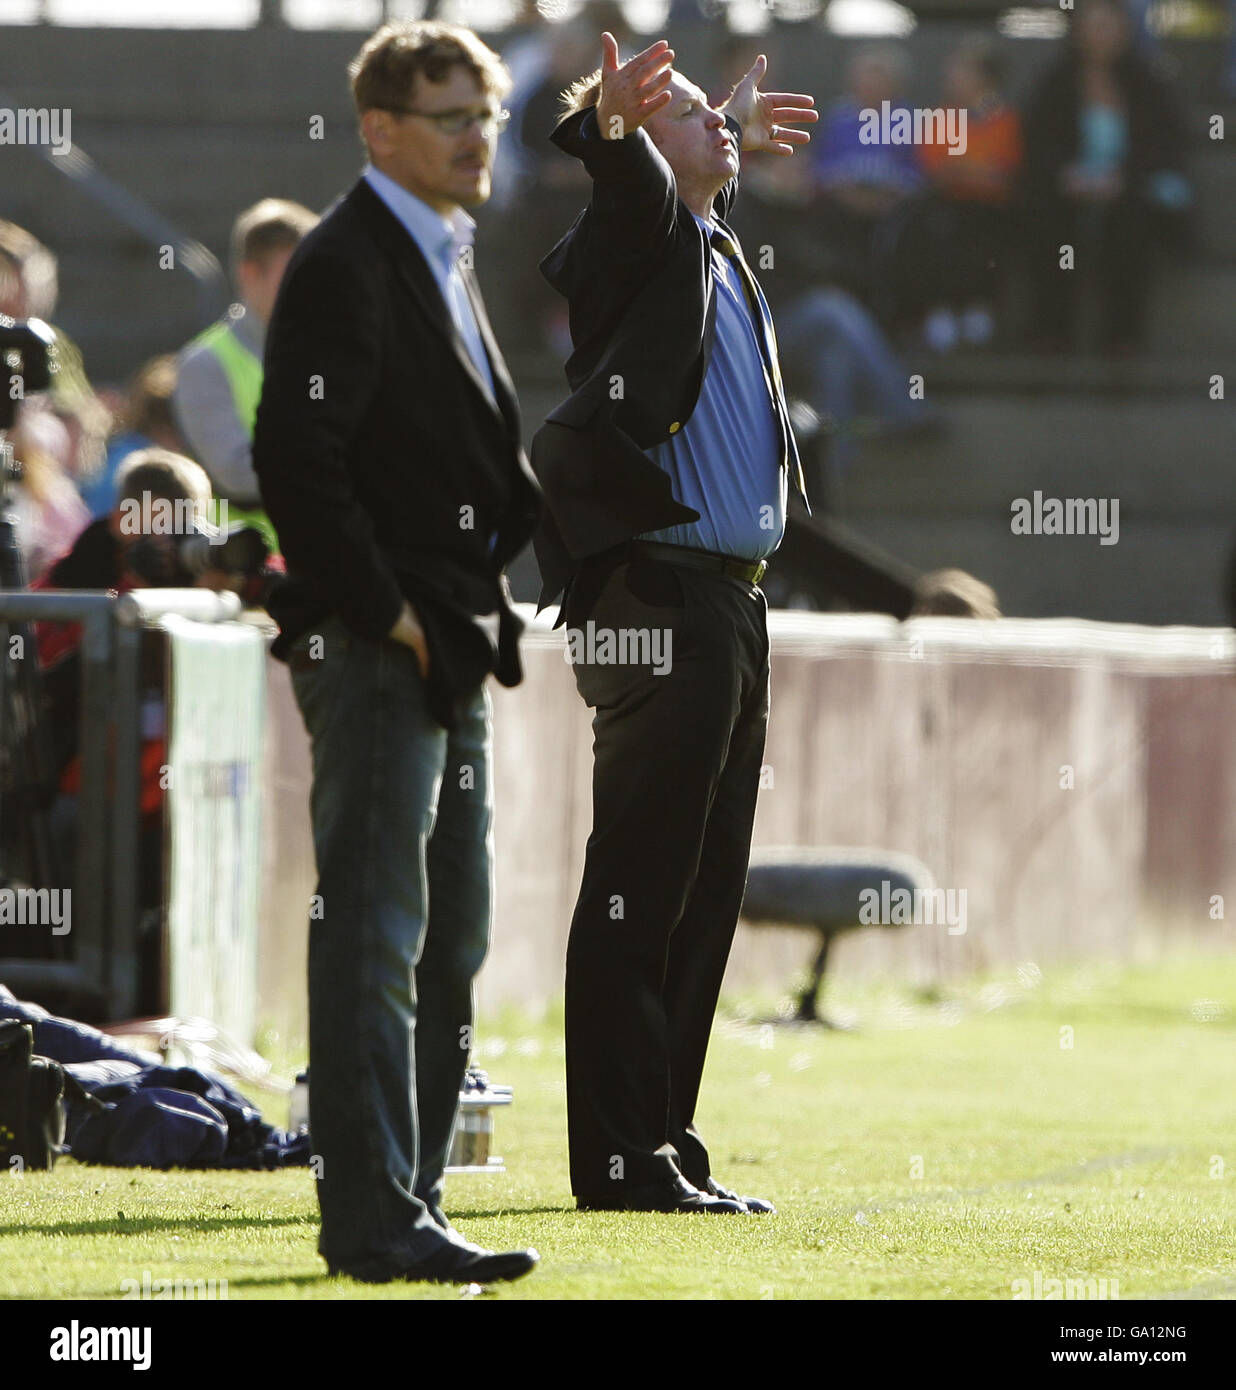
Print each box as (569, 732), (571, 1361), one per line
(363, 164), (496, 402)
(640, 213), (786, 562)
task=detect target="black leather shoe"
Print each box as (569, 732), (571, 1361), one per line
(705, 1177), (776, 1214)
(330, 1242), (539, 1285)
(577, 1175), (746, 1214)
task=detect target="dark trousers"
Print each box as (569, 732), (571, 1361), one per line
(562, 552), (770, 1199)
(288, 614), (492, 1275)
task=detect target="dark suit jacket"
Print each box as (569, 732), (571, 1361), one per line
(253, 177), (541, 729)
(532, 105), (773, 617)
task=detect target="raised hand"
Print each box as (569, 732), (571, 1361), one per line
(595, 32), (675, 141)
(721, 54), (817, 156)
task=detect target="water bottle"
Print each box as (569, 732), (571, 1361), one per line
(289, 1069), (309, 1135)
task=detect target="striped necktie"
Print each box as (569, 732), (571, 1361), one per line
(711, 228), (809, 507)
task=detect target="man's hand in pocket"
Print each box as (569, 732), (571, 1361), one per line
(388, 600), (431, 679)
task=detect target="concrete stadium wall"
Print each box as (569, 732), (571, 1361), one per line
(255, 609), (1236, 1045)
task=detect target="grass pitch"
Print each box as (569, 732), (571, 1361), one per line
(2, 953), (1233, 1300)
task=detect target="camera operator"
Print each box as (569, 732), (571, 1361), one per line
(30, 449), (274, 941)
(34, 446), (279, 611)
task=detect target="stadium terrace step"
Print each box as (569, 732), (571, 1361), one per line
(826, 512), (1234, 626)
(843, 394), (1227, 519)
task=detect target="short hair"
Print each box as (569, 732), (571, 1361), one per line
(124, 355), (179, 441)
(953, 36), (1005, 89)
(115, 447), (213, 517)
(0, 220), (59, 319)
(850, 44), (911, 90)
(559, 67), (603, 122)
(349, 19), (511, 119)
(229, 199), (318, 271)
(910, 568), (1001, 619)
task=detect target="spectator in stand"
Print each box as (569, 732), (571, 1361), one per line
(0, 222), (112, 489)
(718, 34), (937, 498)
(174, 199), (318, 548)
(1021, 0), (1191, 355)
(811, 45), (925, 326)
(2, 409), (90, 584)
(916, 37), (1023, 352)
(81, 356), (186, 519)
(729, 150), (939, 497)
(0, 222), (106, 577)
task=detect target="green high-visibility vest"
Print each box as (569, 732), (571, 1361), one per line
(190, 318), (279, 553)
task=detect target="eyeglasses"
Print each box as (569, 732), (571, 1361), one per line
(385, 106), (511, 137)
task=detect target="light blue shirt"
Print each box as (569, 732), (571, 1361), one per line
(1077, 105), (1128, 178)
(363, 164), (496, 401)
(640, 214), (786, 562)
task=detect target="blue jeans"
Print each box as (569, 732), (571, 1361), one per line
(288, 613), (493, 1274)
(780, 286), (929, 481)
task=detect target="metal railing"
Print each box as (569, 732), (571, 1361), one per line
(0, 588), (240, 1019)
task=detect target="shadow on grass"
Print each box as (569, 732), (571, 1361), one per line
(0, 1214), (315, 1238)
(447, 1206), (573, 1219)
(202, 1272), (334, 1289)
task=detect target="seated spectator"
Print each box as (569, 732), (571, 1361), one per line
(1021, 0), (1191, 354)
(780, 286), (942, 496)
(82, 356), (186, 519)
(811, 45), (926, 326)
(916, 37), (1023, 351)
(729, 151), (939, 496)
(174, 198), (318, 550)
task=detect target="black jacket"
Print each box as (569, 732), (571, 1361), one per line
(253, 178), (541, 729)
(531, 105), (804, 616)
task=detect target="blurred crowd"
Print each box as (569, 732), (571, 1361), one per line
(0, 0), (1201, 585)
(0, 200), (314, 588)
(486, 0), (1194, 493)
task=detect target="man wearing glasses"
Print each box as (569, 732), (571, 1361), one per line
(253, 20), (540, 1285)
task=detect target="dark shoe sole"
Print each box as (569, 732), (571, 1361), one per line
(330, 1249), (539, 1284)
(576, 1198), (747, 1214)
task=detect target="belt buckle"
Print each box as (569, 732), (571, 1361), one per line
(752, 560), (767, 585)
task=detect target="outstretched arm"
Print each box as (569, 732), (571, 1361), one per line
(595, 32), (674, 141)
(719, 53), (817, 156)
(548, 35), (679, 262)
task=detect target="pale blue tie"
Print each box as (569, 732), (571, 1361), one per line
(442, 234), (495, 403)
